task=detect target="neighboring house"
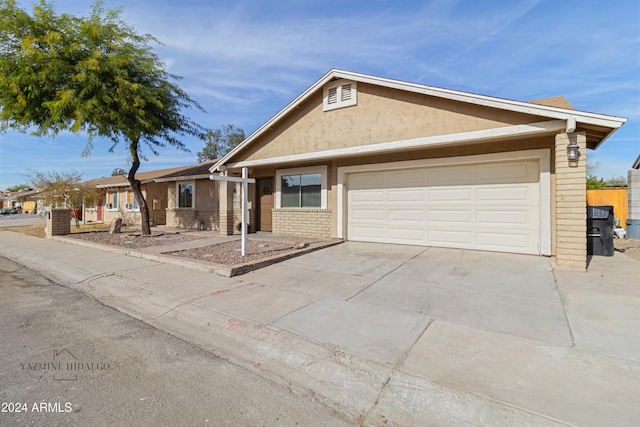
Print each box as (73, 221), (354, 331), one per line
(14, 189), (41, 213)
(81, 160), (223, 229)
(209, 69), (627, 269)
(1, 189), (38, 212)
(83, 165), (193, 226)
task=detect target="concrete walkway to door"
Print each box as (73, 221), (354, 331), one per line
(1, 232), (638, 426)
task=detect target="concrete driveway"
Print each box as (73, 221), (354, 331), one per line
(263, 242), (571, 365)
(2, 231), (639, 426)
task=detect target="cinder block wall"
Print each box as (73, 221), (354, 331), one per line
(554, 132), (587, 269)
(272, 209), (332, 238)
(629, 169), (640, 220)
(45, 208), (71, 237)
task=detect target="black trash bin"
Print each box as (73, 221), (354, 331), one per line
(586, 206), (614, 256)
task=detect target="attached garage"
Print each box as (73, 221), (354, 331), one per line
(343, 155), (545, 255)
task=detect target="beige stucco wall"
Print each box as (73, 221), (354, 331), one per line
(235, 82), (546, 163)
(166, 178), (221, 230)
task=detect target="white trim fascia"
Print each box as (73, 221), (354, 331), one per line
(210, 69), (626, 172)
(336, 149), (551, 256)
(275, 165), (328, 209)
(227, 120), (564, 169)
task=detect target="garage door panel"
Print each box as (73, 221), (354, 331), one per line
(388, 209), (425, 221)
(429, 230), (473, 244)
(348, 158), (540, 255)
(388, 189), (424, 202)
(429, 209), (472, 223)
(427, 188), (473, 202)
(352, 208), (385, 220)
(476, 186), (536, 202)
(476, 162), (538, 184)
(351, 190), (384, 203)
(476, 209), (536, 225)
(351, 225), (386, 239)
(426, 167), (473, 185)
(386, 170), (425, 186)
(350, 173), (385, 189)
(388, 228), (425, 242)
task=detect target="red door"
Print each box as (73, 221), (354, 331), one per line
(97, 203), (103, 221)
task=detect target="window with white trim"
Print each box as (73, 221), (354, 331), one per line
(125, 191), (139, 211)
(323, 80), (357, 111)
(106, 191), (118, 210)
(276, 166), (328, 209)
(281, 173), (321, 208)
(177, 182), (194, 208)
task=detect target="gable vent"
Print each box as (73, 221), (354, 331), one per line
(341, 84), (352, 102)
(328, 87), (338, 104)
(323, 80), (357, 111)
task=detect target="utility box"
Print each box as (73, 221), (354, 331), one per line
(587, 206), (614, 256)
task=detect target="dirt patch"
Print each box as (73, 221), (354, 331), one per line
(67, 230), (209, 249)
(166, 239), (301, 265)
(614, 238), (640, 262)
(0, 225), (46, 238)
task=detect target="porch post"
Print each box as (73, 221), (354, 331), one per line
(554, 131), (587, 269)
(218, 173), (234, 236)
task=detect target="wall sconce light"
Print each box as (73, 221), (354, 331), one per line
(566, 143), (580, 161)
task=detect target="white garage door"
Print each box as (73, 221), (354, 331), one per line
(347, 159), (540, 254)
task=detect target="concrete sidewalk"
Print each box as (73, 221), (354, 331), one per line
(1, 229), (639, 426)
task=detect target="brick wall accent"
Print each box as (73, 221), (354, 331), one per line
(232, 208), (256, 233)
(167, 208), (220, 231)
(555, 132), (587, 269)
(272, 209), (332, 238)
(45, 208), (71, 237)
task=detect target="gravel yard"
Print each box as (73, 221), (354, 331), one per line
(68, 230), (209, 249)
(166, 239), (301, 265)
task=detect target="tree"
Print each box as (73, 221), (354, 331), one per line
(111, 168), (127, 176)
(0, 0), (206, 234)
(27, 169), (100, 208)
(5, 184), (31, 192)
(197, 124), (245, 163)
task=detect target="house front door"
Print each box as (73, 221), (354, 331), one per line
(97, 202), (103, 222)
(257, 177), (273, 232)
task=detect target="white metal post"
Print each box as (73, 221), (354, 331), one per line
(241, 167), (248, 257)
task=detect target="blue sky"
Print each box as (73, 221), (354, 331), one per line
(1, 0), (638, 189)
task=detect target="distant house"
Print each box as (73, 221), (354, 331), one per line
(14, 189), (41, 214)
(207, 69), (627, 269)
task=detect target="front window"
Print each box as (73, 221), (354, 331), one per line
(126, 191), (139, 210)
(178, 183), (193, 208)
(281, 173), (321, 208)
(107, 191), (118, 210)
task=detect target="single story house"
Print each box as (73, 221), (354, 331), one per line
(81, 160), (241, 230)
(82, 161), (217, 227)
(209, 69), (626, 269)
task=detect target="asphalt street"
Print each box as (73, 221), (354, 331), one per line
(0, 255), (353, 427)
